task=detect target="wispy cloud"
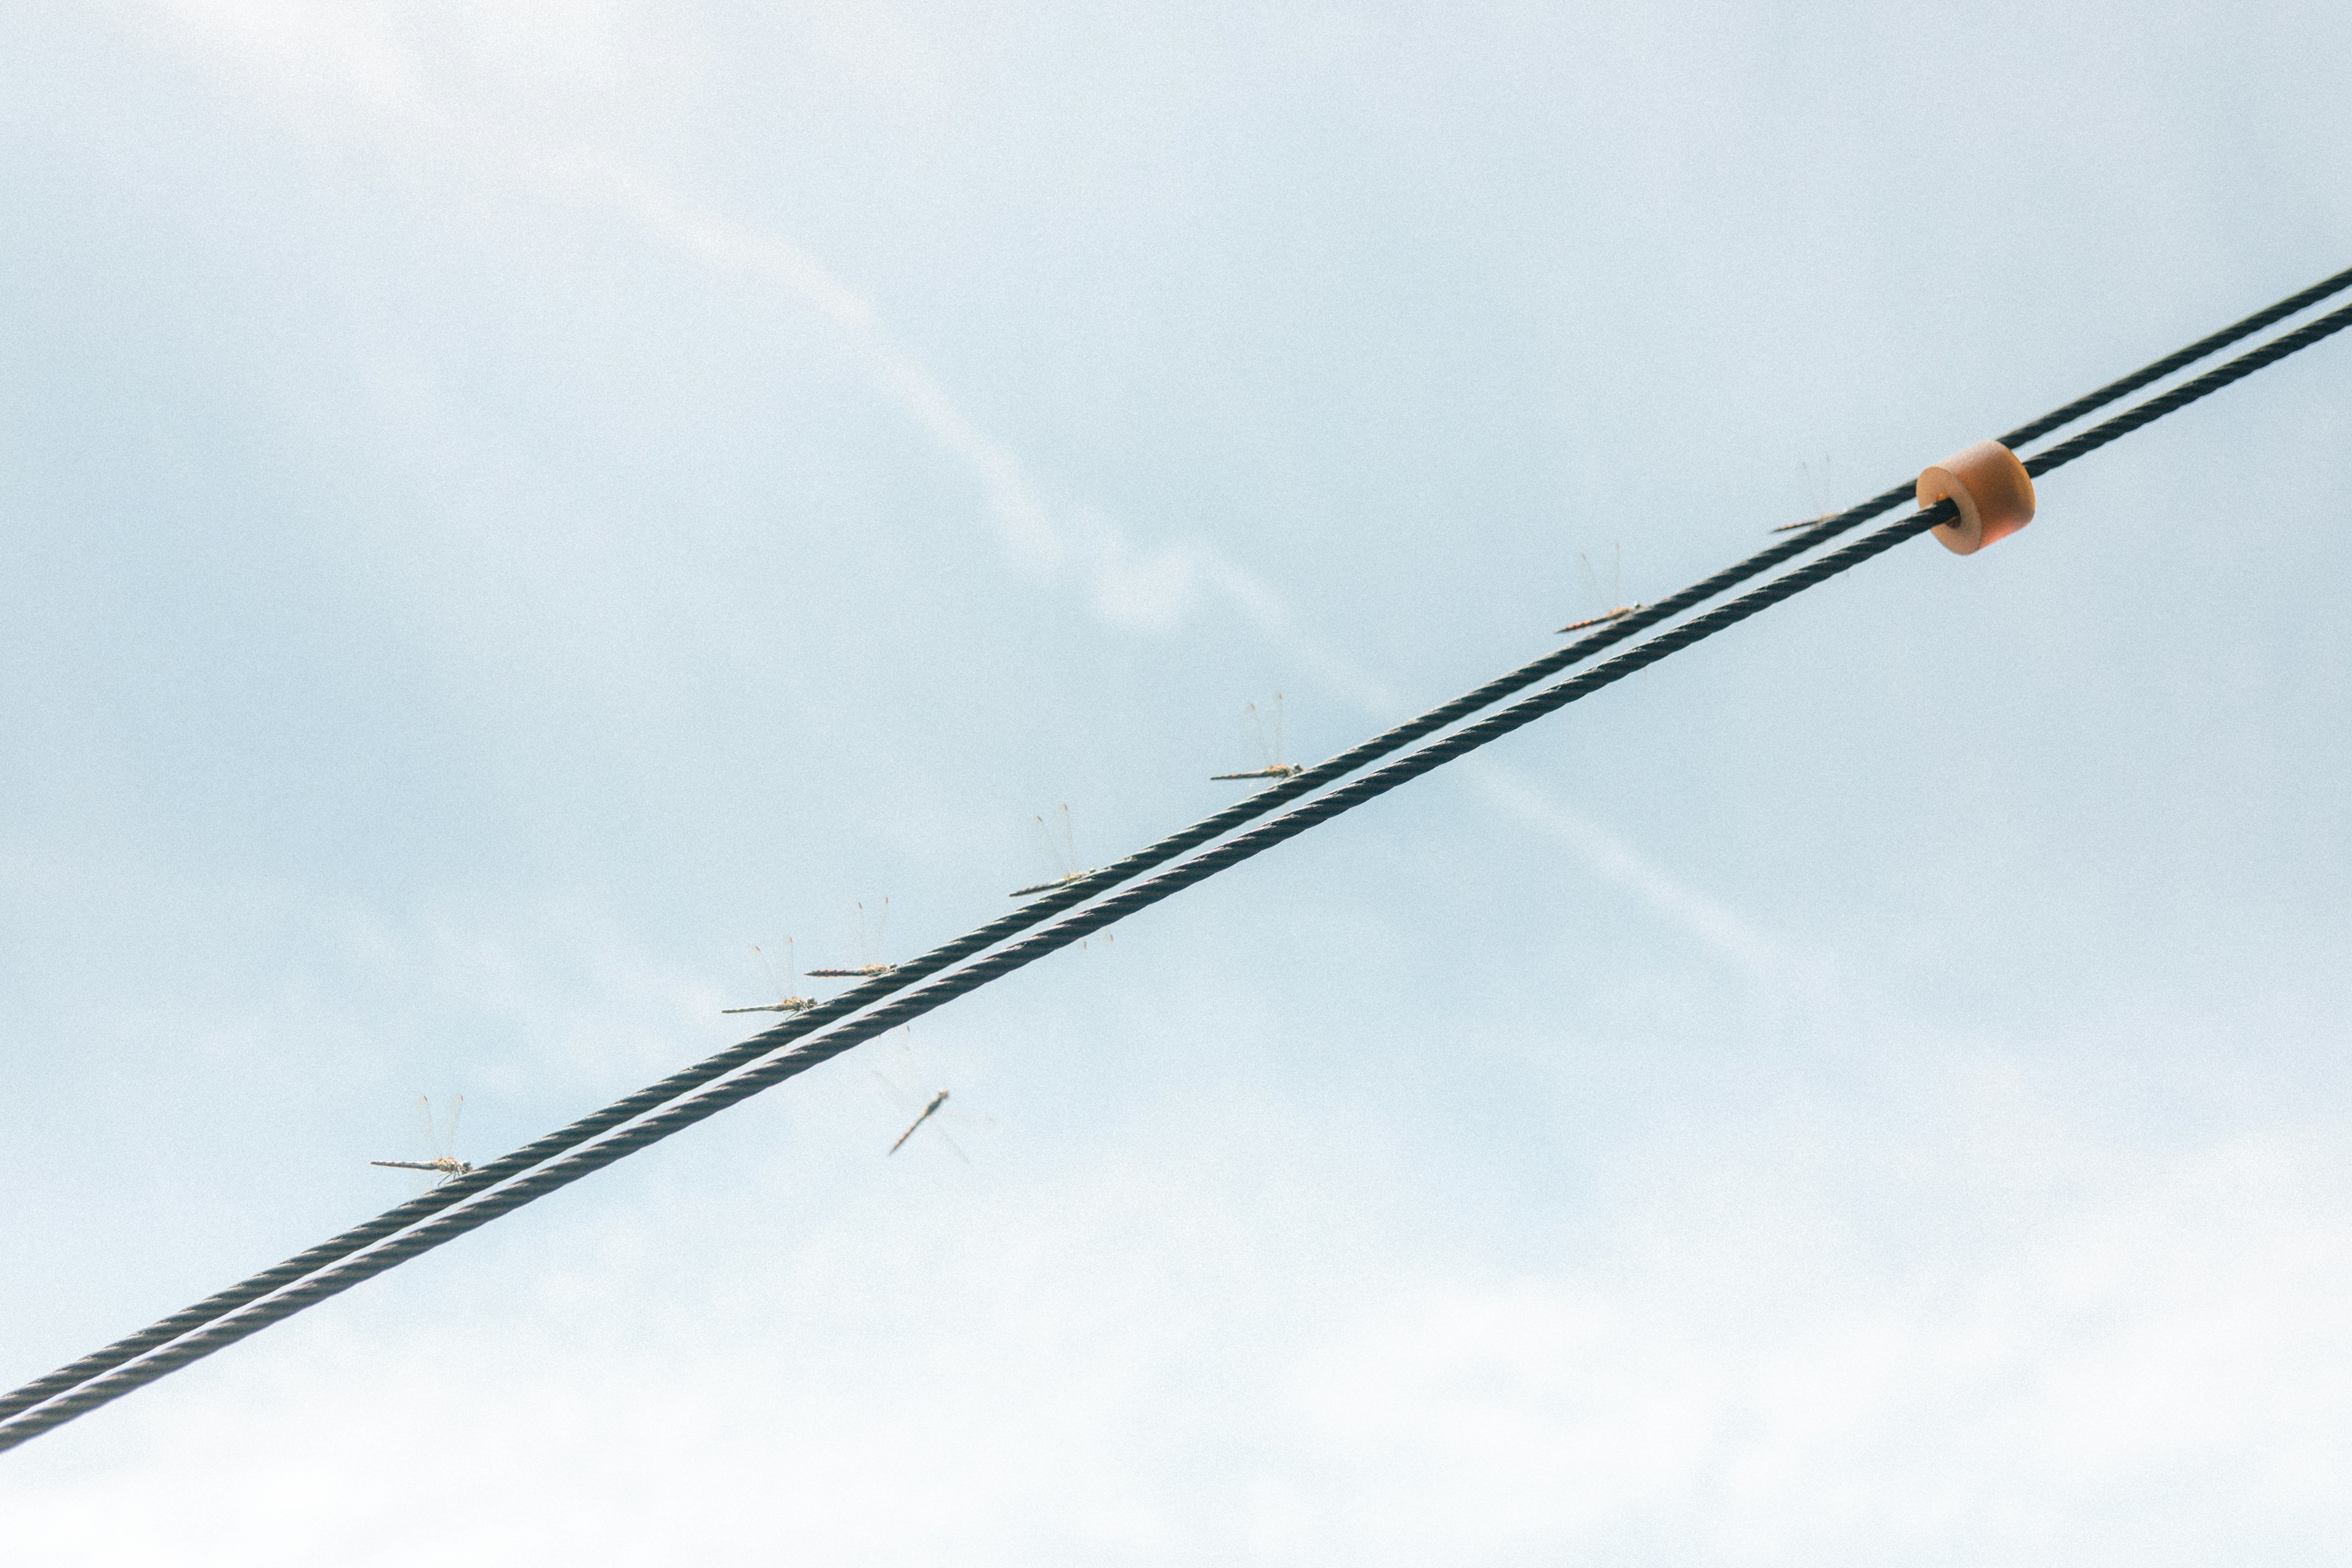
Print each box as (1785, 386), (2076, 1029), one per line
(13, 1084), (2347, 1561)
(1464, 760), (1815, 989)
(151, 0), (1798, 987)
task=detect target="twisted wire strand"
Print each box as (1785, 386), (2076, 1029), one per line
(1996, 262), (2352, 451)
(5, 278), (2344, 1444)
(0, 391), (1927, 1428)
(2019, 297), (2352, 478)
(32, 268), (2343, 1434)
(0, 532), (1725, 1430)
(5, 286), (2345, 1454)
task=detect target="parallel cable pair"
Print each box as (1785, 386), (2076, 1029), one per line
(6, 267), (2350, 1455)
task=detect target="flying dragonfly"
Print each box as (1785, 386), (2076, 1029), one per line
(807, 899), (896, 979)
(887, 1088), (953, 1156)
(1556, 544), (1647, 635)
(870, 1033), (979, 1162)
(1211, 693), (1305, 782)
(721, 940), (815, 1016)
(371, 1095), (474, 1185)
(1009, 805), (1093, 899)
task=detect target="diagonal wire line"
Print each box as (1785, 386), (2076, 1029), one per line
(5, 288), (2347, 1454)
(0, 460), (1892, 1421)
(10, 266), (2334, 1435)
(4, 270), (2345, 1435)
(1992, 261), (2352, 451)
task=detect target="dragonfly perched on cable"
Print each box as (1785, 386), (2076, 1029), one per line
(1770, 454), (1839, 533)
(1009, 805), (1095, 899)
(721, 939), (815, 1016)
(807, 900), (897, 979)
(1556, 543), (1645, 635)
(371, 1095), (474, 1185)
(1211, 694), (1305, 782)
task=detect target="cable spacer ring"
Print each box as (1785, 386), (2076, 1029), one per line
(1918, 439), (2036, 555)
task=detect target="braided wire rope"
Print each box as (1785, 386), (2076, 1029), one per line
(15, 268), (2340, 1433)
(5, 283), (2348, 1454)
(1992, 262), (2352, 451)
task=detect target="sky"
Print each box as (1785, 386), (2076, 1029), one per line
(3, 0), (2350, 1561)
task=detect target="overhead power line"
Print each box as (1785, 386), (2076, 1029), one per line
(12, 265), (2345, 1444)
(5, 274), (2349, 1455)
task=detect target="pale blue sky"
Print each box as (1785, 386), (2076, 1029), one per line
(4, 2), (2351, 1562)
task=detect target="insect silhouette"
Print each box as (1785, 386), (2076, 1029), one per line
(721, 940), (816, 1016)
(1771, 454), (1839, 532)
(870, 1031), (979, 1162)
(807, 900), (896, 979)
(888, 1088), (952, 1156)
(1211, 694), (1305, 782)
(371, 1095), (474, 1184)
(1009, 805), (1092, 899)
(1556, 545), (1645, 635)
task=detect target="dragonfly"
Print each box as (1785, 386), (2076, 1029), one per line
(807, 899), (896, 979)
(1009, 805), (1094, 899)
(1211, 693), (1305, 782)
(871, 1032), (978, 1162)
(721, 939), (815, 1016)
(1556, 543), (1646, 635)
(1770, 454), (1838, 533)
(371, 1095), (474, 1184)
(888, 1089), (952, 1156)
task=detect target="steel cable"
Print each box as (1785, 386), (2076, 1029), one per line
(5, 279), (2348, 1453)
(1992, 261), (2352, 451)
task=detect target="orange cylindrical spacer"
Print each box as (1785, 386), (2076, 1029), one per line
(1917, 439), (2036, 556)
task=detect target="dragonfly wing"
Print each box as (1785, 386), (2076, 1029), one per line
(1576, 551), (1605, 620)
(1245, 701), (1272, 770)
(869, 1068), (917, 1114)
(1026, 814), (1064, 883)
(444, 1095), (463, 1159)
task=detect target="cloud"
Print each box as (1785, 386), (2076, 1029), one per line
(147, 2), (1807, 980)
(10, 1079), (2347, 1564)
(1465, 760), (1811, 990)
